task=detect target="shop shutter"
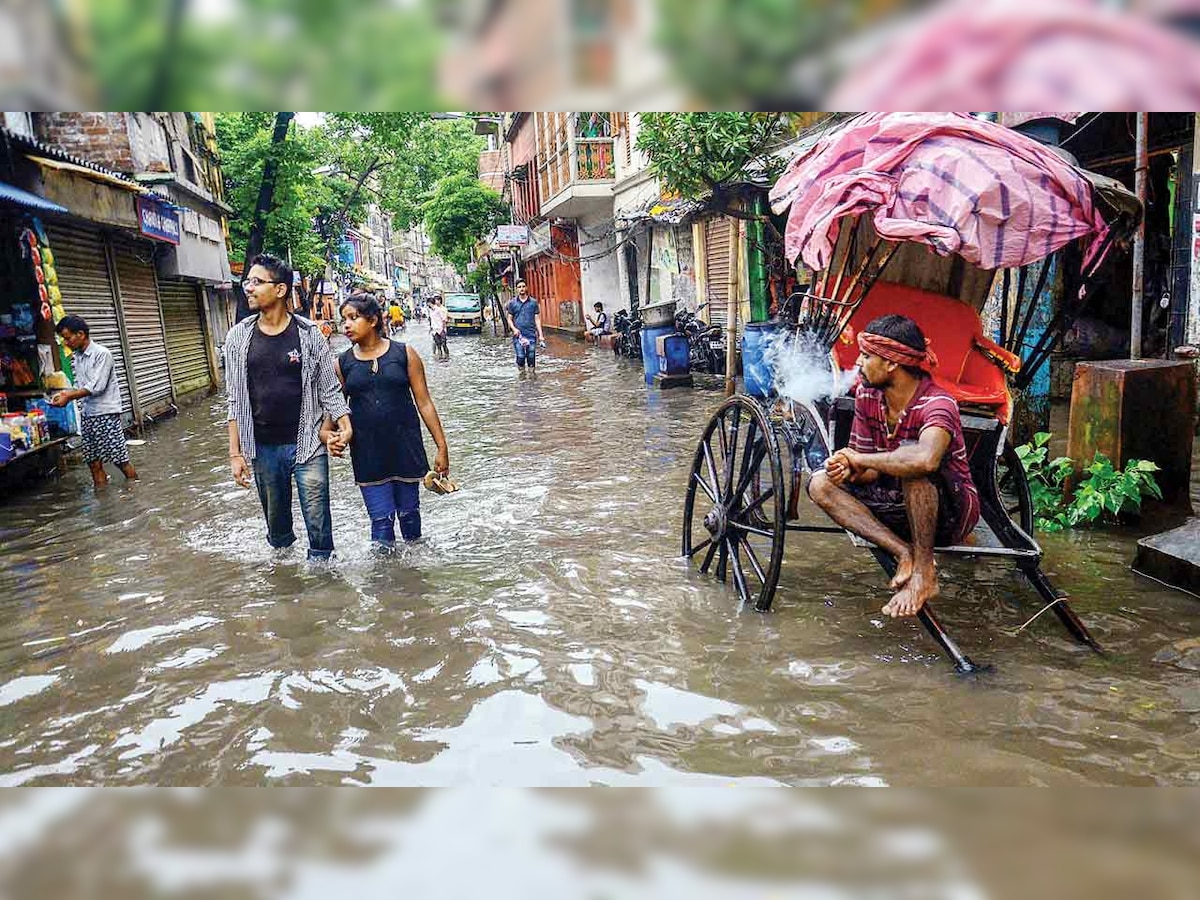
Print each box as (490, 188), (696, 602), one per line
(112, 236), (173, 418)
(158, 279), (212, 398)
(43, 221), (134, 424)
(703, 217), (732, 327)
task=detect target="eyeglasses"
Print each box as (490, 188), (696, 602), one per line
(244, 277), (281, 288)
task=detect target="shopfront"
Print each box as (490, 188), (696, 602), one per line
(1, 195), (76, 480)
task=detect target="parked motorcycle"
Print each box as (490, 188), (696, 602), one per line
(612, 309), (643, 360)
(673, 306), (725, 374)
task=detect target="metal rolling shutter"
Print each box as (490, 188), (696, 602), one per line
(703, 217), (732, 327)
(112, 236), (173, 418)
(43, 221), (134, 424)
(159, 279), (212, 398)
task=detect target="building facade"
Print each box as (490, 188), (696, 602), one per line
(1, 112), (232, 429)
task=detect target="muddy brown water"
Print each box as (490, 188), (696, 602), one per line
(2, 329), (1199, 786)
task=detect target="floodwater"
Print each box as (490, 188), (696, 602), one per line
(2, 328), (1199, 788)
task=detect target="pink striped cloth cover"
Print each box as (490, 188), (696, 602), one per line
(768, 112), (1109, 274)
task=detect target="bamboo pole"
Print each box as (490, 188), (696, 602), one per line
(724, 219), (741, 396)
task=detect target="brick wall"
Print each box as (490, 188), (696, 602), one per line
(34, 112), (134, 172)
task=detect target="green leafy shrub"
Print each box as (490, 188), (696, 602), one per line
(1014, 432), (1162, 533)
(1014, 432), (1074, 532)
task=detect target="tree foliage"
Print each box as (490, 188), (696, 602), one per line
(216, 112), (494, 297)
(215, 113), (369, 282)
(422, 173), (508, 274)
(635, 113), (791, 204)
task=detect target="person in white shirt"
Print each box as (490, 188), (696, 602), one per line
(428, 296), (449, 360)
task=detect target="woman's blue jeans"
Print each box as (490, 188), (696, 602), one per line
(360, 480), (421, 545)
(252, 444), (334, 560)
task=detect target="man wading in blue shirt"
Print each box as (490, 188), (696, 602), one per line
(224, 254), (352, 561)
(505, 279), (546, 371)
(52, 314), (138, 488)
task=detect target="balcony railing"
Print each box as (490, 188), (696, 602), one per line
(575, 138), (615, 181)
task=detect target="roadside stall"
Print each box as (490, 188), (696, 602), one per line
(1, 205), (78, 488)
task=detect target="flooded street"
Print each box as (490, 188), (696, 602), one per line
(2, 328), (1200, 787)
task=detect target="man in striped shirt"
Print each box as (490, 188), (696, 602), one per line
(808, 314), (980, 619)
(225, 254), (352, 561)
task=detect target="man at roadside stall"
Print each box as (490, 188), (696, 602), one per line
(223, 253), (352, 562)
(51, 315), (138, 488)
(806, 314), (979, 619)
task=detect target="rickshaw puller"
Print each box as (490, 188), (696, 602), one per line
(808, 315), (980, 619)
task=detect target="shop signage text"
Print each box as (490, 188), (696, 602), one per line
(136, 195), (181, 244)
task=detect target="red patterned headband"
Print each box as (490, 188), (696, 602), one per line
(857, 331), (938, 373)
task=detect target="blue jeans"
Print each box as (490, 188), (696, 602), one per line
(513, 336), (537, 368)
(252, 444), (334, 560)
(360, 480), (421, 544)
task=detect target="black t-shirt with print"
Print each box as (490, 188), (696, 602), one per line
(247, 317), (303, 446)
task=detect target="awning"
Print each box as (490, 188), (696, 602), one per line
(26, 155), (147, 193)
(0, 181), (68, 214)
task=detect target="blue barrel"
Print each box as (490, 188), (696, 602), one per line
(641, 324), (674, 384)
(741, 320), (785, 397)
(656, 333), (690, 377)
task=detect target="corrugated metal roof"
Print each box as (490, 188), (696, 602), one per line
(1, 125), (143, 188)
(0, 180), (69, 214)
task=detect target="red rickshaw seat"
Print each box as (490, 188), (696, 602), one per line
(831, 281), (1020, 424)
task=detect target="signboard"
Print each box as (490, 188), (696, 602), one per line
(136, 194), (181, 244)
(494, 224), (529, 246)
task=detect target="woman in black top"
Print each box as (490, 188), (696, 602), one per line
(322, 293), (450, 545)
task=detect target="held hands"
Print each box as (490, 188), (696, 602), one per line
(325, 427), (352, 458)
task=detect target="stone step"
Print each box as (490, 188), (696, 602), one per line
(1132, 517), (1200, 598)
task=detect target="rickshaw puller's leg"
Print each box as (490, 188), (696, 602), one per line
(807, 471), (912, 569)
(870, 546), (987, 674)
(884, 478), (940, 618)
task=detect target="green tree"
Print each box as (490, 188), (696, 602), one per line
(378, 118), (487, 230)
(635, 113), (792, 206)
(422, 173), (508, 274)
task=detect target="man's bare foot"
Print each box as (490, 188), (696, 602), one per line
(882, 568), (939, 618)
(889, 550), (914, 590)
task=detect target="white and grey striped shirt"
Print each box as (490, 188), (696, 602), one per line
(224, 314), (350, 463)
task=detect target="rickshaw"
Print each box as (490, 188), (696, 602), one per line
(681, 114), (1141, 672)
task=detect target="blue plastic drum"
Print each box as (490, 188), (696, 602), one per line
(740, 320), (785, 397)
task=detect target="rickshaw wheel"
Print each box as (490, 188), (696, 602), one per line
(996, 442), (1035, 535)
(682, 395), (786, 612)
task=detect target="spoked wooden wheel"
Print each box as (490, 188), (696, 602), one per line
(996, 442), (1034, 535)
(682, 396), (786, 611)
